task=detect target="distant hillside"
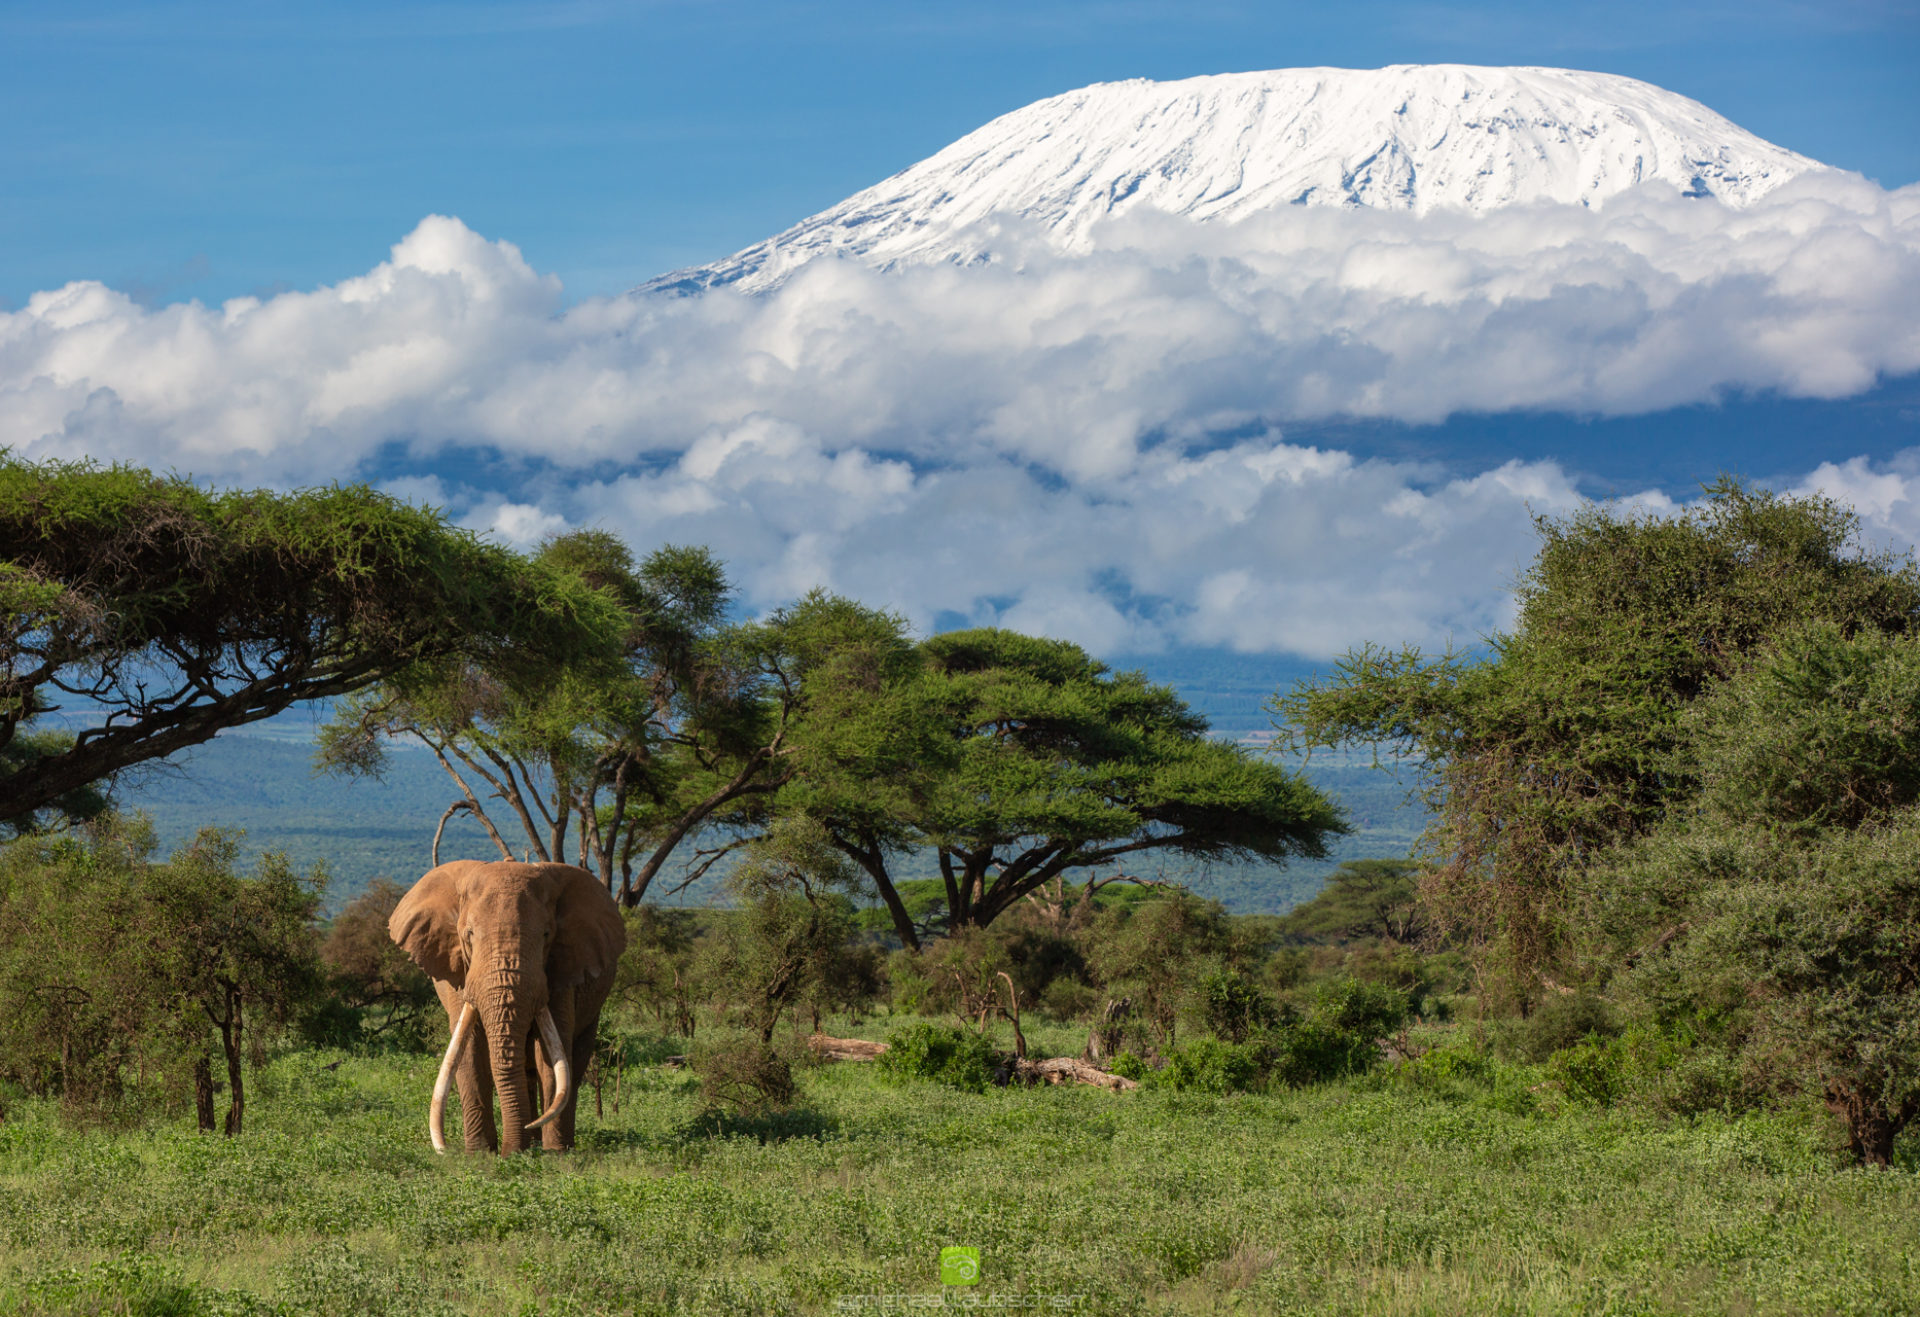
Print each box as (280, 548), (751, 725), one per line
(112, 721), (1426, 917)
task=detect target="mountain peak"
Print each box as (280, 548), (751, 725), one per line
(644, 65), (1824, 295)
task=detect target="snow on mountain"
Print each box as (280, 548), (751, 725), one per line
(644, 65), (1824, 295)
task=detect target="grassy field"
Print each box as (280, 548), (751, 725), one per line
(2, 1020), (1915, 1316)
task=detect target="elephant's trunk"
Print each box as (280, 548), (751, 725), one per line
(475, 964), (541, 1154)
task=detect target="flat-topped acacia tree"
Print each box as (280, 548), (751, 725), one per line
(317, 566), (913, 907)
(0, 455), (624, 835)
(784, 626), (1347, 949)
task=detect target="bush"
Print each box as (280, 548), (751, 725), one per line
(693, 1037), (797, 1116)
(307, 878), (435, 1052)
(1546, 1035), (1629, 1106)
(1200, 968), (1276, 1043)
(1161, 1037), (1263, 1093)
(1507, 992), (1618, 1063)
(1310, 977), (1413, 1043)
(874, 1022), (998, 1093)
(1039, 977), (1098, 1021)
(0, 816), (323, 1132)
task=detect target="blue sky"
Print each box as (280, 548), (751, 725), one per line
(4, 1), (1919, 661)
(2, 0), (1915, 307)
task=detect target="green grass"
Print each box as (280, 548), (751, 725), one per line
(2, 1024), (1915, 1316)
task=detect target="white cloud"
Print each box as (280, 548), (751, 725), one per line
(558, 432), (1604, 658)
(5, 178), (1918, 656)
(1796, 452), (1920, 556)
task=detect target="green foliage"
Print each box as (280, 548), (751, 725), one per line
(1160, 1036), (1264, 1093)
(699, 817), (874, 1044)
(790, 626), (1346, 947)
(0, 455), (624, 830)
(306, 879), (436, 1052)
(610, 905), (702, 1037)
(1083, 889), (1232, 1049)
(0, 815), (323, 1127)
(1155, 977), (1414, 1094)
(1273, 481), (1920, 999)
(1199, 967), (1276, 1044)
(1280, 858), (1425, 943)
(1545, 1035), (1631, 1107)
(874, 1022), (999, 1092)
(1624, 816), (1920, 1164)
(1687, 623), (1920, 834)
(1504, 993), (1620, 1064)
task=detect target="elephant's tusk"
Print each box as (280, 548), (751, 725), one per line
(525, 1005), (571, 1135)
(429, 1003), (475, 1154)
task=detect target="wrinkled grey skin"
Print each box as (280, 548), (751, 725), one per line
(390, 860), (626, 1153)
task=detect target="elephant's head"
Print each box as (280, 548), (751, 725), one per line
(389, 860), (625, 1153)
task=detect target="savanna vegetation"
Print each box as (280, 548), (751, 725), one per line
(1, 464), (1916, 1314)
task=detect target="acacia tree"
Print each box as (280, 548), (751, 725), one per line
(1598, 626), (1920, 1164)
(789, 627), (1346, 950)
(320, 568), (907, 907)
(1273, 481), (1920, 1006)
(0, 455), (624, 832)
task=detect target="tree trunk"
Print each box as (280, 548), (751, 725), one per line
(1004, 1056), (1139, 1091)
(840, 841), (918, 951)
(1828, 1082), (1911, 1167)
(221, 983), (245, 1137)
(194, 1055), (216, 1133)
(1083, 997), (1134, 1066)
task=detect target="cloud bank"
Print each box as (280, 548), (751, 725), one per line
(4, 169), (1916, 655)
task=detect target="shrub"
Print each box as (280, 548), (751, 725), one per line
(874, 1022), (998, 1093)
(611, 905), (700, 1038)
(0, 816), (323, 1131)
(1039, 977), (1098, 1021)
(1200, 968), (1276, 1044)
(1265, 1018), (1377, 1087)
(1546, 1035), (1629, 1106)
(1084, 891), (1232, 1050)
(307, 878), (435, 1052)
(1161, 1037), (1263, 1094)
(694, 1037), (797, 1116)
(1311, 977), (1413, 1043)
(1507, 992), (1618, 1063)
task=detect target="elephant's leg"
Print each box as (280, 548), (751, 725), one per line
(531, 991), (585, 1151)
(431, 980), (498, 1154)
(458, 1018), (499, 1153)
(560, 976), (615, 1149)
(558, 1025), (599, 1148)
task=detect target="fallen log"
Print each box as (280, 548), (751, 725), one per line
(808, 1033), (1137, 1091)
(1005, 1056), (1139, 1092)
(808, 1034), (890, 1062)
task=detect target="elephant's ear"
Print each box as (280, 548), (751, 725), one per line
(389, 864), (468, 986)
(548, 865), (627, 989)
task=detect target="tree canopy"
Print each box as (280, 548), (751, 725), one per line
(318, 569), (908, 906)
(1, 455), (626, 832)
(789, 626), (1346, 948)
(1273, 481), (1920, 1001)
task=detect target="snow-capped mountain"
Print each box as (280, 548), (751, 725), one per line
(643, 65), (1823, 295)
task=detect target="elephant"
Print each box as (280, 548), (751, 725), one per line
(388, 860), (627, 1154)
